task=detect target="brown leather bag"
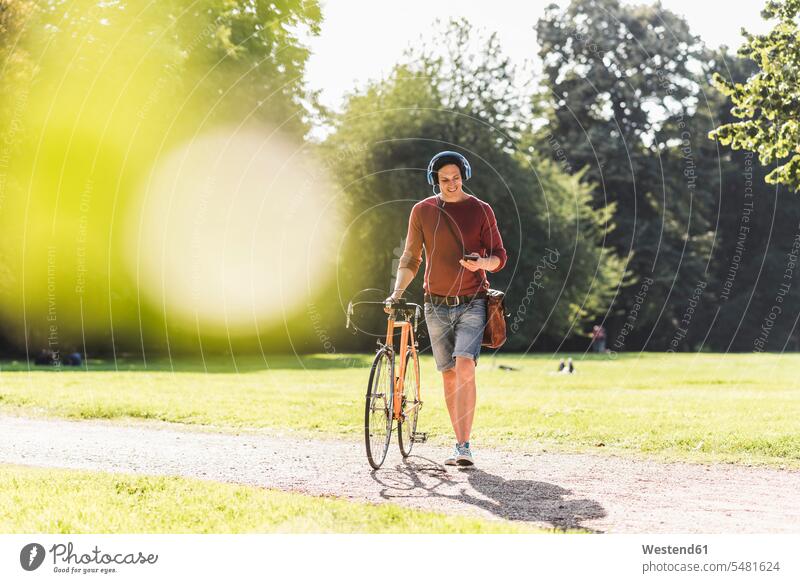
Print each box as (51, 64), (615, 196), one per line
(435, 197), (508, 348)
(482, 288), (508, 349)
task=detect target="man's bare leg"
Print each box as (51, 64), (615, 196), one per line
(441, 368), (462, 442)
(442, 357), (477, 444)
(454, 356), (476, 442)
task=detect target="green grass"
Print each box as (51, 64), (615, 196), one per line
(1, 353), (799, 467)
(0, 464), (542, 533)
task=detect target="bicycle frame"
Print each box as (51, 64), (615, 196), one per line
(348, 298), (426, 467)
(385, 312), (420, 421)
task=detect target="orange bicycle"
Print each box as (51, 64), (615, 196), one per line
(346, 298), (427, 469)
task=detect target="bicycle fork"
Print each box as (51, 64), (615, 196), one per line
(387, 318), (427, 444)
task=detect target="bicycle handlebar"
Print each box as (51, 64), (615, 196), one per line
(346, 300), (422, 334)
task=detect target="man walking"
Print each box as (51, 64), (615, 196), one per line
(386, 151), (507, 467)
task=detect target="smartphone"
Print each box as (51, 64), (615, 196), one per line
(463, 253), (481, 261)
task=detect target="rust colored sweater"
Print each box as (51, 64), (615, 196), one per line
(399, 194), (508, 296)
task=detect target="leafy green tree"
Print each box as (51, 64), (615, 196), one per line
(0, 1), (322, 356)
(699, 48), (800, 352)
(534, 0), (717, 349)
(0, 0), (36, 352)
(709, 0), (800, 191)
(0, 0), (34, 94)
(25, 0), (322, 135)
(323, 20), (623, 351)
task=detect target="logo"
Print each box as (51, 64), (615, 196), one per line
(20, 543), (46, 571)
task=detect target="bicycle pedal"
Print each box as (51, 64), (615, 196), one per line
(411, 432), (428, 443)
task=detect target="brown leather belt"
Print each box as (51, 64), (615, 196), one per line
(424, 290), (487, 307)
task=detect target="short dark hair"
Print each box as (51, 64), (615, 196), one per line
(431, 155), (465, 185)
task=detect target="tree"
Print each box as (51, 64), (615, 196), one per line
(323, 20), (623, 352)
(709, 0), (800, 191)
(534, 0), (718, 349)
(0, 1), (323, 356)
(700, 48), (800, 352)
(0, 0), (36, 353)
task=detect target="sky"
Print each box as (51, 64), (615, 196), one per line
(305, 0), (772, 113)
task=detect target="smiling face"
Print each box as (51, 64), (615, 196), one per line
(437, 163), (464, 197)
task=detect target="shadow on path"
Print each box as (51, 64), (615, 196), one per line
(370, 455), (606, 532)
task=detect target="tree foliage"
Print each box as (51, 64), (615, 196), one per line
(534, 0), (719, 348)
(702, 48), (800, 351)
(536, 0), (800, 352)
(324, 20), (623, 351)
(710, 0), (800, 191)
(0, 0), (322, 355)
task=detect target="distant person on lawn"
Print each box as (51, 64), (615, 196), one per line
(386, 151), (507, 467)
(592, 325), (607, 353)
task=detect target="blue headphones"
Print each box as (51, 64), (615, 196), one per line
(426, 151), (472, 185)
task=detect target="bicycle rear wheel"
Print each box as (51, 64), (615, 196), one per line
(365, 348), (394, 469)
(397, 349), (420, 458)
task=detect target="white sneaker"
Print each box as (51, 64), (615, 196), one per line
(456, 441), (474, 467)
(444, 444), (460, 466)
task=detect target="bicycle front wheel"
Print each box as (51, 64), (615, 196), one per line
(365, 348), (394, 469)
(398, 349), (421, 458)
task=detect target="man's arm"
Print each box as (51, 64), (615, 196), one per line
(387, 206), (423, 302)
(389, 266), (416, 300)
(480, 204), (507, 273)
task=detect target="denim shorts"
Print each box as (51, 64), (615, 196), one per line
(424, 298), (486, 372)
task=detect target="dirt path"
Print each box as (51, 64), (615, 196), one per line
(1, 414), (798, 533)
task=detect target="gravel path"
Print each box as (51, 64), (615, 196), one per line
(1, 415), (798, 533)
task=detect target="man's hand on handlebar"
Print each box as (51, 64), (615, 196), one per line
(384, 291), (403, 314)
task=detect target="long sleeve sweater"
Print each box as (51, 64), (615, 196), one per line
(398, 194), (507, 297)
